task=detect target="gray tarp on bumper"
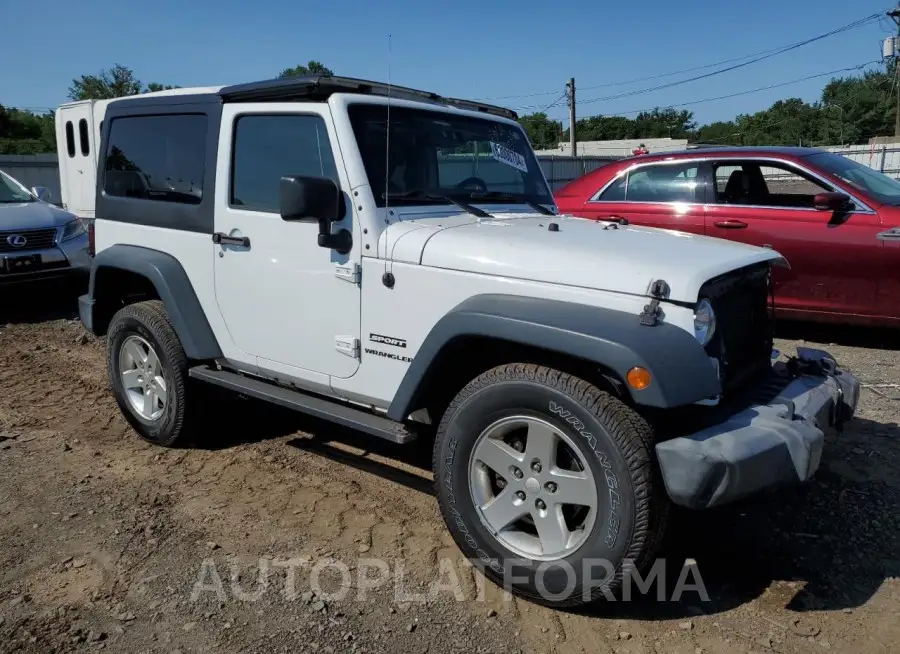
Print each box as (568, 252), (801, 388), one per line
(656, 347), (860, 509)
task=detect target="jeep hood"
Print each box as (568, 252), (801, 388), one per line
(379, 212), (784, 303)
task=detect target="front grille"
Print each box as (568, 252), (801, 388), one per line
(0, 228), (58, 253)
(701, 262), (773, 395)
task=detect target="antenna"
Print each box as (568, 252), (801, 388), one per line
(382, 34), (395, 288)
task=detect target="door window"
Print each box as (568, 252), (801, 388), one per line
(103, 114), (207, 204)
(597, 162), (701, 203)
(78, 119), (90, 156)
(65, 121), (75, 158)
(713, 160), (835, 209)
(231, 114), (338, 213)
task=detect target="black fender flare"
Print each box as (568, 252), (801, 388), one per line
(386, 294), (720, 420)
(85, 244), (222, 360)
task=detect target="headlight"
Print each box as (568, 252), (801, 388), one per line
(60, 219), (86, 241)
(693, 298), (716, 346)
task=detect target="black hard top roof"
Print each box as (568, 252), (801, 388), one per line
(217, 75), (518, 120)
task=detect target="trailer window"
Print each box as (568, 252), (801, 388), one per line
(78, 119), (90, 157)
(65, 121), (75, 158)
(103, 114), (207, 205)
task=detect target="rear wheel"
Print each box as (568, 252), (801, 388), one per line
(107, 300), (193, 446)
(433, 363), (669, 607)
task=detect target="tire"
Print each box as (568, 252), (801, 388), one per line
(433, 363), (669, 607)
(107, 300), (193, 447)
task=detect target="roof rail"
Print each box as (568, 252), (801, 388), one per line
(218, 75), (518, 120)
(685, 143), (736, 149)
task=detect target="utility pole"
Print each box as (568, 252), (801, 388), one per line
(566, 78), (576, 156)
(888, 3), (900, 136)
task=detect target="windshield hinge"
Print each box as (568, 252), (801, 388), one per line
(639, 279), (670, 327)
(335, 336), (360, 359)
(334, 261), (360, 284)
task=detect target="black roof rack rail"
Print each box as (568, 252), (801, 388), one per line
(218, 75), (518, 120)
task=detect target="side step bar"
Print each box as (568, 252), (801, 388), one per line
(189, 366), (417, 444)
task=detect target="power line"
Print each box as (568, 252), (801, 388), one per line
(4, 106), (55, 114)
(577, 15), (883, 106)
(592, 60), (881, 117)
(489, 11), (882, 104)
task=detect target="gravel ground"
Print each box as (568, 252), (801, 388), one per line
(0, 291), (898, 654)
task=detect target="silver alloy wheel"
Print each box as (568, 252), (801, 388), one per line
(468, 415), (598, 561)
(119, 335), (167, 421)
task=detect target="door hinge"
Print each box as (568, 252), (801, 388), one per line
(334, 261), (361, 284)
(335, 336), (360, 359)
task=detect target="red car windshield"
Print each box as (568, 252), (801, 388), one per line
(807, 152), (900, 205)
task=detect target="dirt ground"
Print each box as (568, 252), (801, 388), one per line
(1, 292), (899, 654)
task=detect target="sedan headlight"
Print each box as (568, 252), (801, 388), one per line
(693, 298), (716, 346)
(60, 219), (86, 241)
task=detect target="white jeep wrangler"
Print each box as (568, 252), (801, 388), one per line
(59, 76), (859, 607)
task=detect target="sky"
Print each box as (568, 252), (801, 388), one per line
(2, 0), (897, 127)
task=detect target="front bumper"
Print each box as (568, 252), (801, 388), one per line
(0, 233), (90, 286)
(656, 347), (860, 509)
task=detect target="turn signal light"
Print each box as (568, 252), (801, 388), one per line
(626, 366), (652, 391)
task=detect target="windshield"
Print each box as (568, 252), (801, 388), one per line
(0, 170), (35, 203)
(806, 152), (900, 205)
(347, 104), (553, 208)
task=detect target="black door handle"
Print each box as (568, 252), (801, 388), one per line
(212, 232), (250, 247)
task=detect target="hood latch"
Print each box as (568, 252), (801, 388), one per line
(639, 279), (670, 327)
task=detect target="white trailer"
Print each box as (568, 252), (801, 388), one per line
(55, 88), (220, 219)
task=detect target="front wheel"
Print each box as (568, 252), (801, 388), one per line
(432, 364), (668, 607)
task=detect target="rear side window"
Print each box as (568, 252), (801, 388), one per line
(78, 119), (90, 156)
(625, 163), (700, 203)
(598, 163), (701, 203)
(230, 114), (338, 213)
(65, 121), (75, 158)
(103, 114), (207, 205)
(598, 174), (626, 201)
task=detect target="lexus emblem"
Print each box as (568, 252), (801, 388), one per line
(6, 234), (26, 248)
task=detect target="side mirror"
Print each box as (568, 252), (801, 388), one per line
(813, 191), (851, 212)
(279, 175), (352, 254)
(31, 186), (51, 202)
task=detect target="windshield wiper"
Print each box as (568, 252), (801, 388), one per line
(383, 190), (492, 218)
(464, 191), (555, 216)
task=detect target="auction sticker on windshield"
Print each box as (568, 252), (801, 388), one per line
(490, 142), (528, 173)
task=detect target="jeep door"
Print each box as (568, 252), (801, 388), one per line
(213, 104), (361, 382)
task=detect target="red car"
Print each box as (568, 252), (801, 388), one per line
(555, 146), (900, 327)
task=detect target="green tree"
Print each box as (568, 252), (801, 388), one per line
(633, 108), (696, 139)
(0, 105), (55, 154)
(517, 112), (561, 149)
(278, 61), (334, 79)
(145, 82), (180, 93)
(67, 64), (178, 100)
(68, 64), (143, 100)
(819, 68), (894, 145)
(694, 120), (742, 144)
